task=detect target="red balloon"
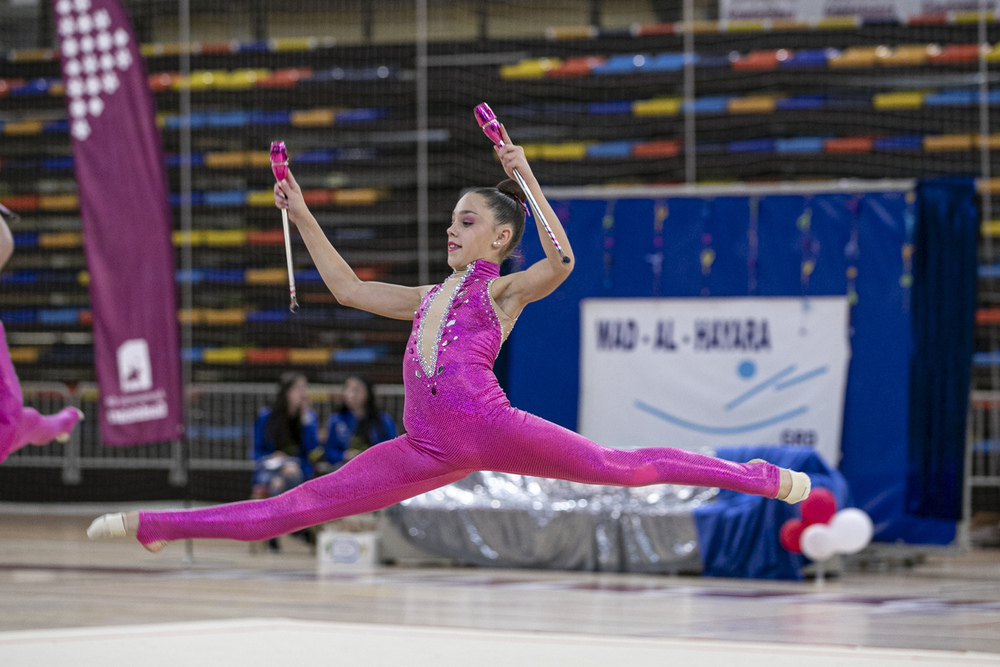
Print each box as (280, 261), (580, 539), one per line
(801, 487), (837, 526)
(779, 518), (805, 554)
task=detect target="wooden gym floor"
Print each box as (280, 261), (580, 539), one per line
(1, 507), (999, 666)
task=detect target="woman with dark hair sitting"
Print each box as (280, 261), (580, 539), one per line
(251, 374), (319, 545)
(324, 375), (396, 468)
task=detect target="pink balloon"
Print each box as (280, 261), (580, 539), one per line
(801, 487), (837, 526)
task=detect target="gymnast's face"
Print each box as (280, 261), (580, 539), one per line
(446, 193), (509, 269)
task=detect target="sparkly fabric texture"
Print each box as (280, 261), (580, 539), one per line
(137, 261), (780, 545)
(0, 322), (82, 463)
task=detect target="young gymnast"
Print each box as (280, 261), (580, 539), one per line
(88, 126), (809, 551)
(0, 209), (83, 463)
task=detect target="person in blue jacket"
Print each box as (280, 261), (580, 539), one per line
(252, 373), (319, 502)
(324, 375), (396, 468)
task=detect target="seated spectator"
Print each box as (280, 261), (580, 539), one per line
(252, 373), (319, 550)
(324, 375), (396, 467)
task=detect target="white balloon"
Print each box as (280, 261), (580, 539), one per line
(829, 508), (874, 554)
(800, 523), (836, 562)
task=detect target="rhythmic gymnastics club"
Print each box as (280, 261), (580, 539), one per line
(0, 201), (20, 222)
(270, 141), (299, 313)
(474, 103), (570, 264)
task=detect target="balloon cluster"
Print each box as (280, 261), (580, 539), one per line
(778, 488), (873, 561)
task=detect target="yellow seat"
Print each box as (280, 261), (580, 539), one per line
(633, 97), (681, 116)
(290, 108), (335, 127)
(924, 134), (974, 151)
(245, 268), (288, 285)
(204, 230), (247, 246)
(728, 96), (777, 114)
(829, 46), (878, 68)
(873, 92), (924, 110)
(203, 348), (246, 364)
(878, 45), (930, 67)
(499, 58), (561, 80)
(540, 143), (588, 161)
(289, 349), (332, 365)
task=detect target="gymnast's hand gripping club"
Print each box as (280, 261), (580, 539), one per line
(474, 103), (571, 264)
(271, 141), (299, 313)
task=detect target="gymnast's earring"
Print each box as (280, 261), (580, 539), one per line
(492, 241), (500, 247)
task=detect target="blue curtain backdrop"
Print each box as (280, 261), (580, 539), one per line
(507, 184), (973, 545)
(906, 178), (978, 521)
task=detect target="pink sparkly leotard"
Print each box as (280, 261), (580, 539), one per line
(136, 260), (780, 545)
(0, 321), (83, 463)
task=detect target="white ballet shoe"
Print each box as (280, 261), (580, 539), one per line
(55, 407), (84, 444)
(749, 459), (811, 504)
(87, 512), (127, 540)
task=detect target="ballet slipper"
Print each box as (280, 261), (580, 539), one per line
(87, 512), (127, 539)
(87, 511), (168, 553)
(750, 459), (811, 504)
(55, 407), (84, 444)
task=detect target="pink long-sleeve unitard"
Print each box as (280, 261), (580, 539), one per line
(0, 321), (83, 463)
(136, 260), (780, 545)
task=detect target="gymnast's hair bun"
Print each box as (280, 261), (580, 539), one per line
(496, 179), (527, 209)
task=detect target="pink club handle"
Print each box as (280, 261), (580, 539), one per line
(270, 141), (288, 182)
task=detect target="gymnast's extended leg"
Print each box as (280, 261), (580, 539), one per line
(475, 408), (808, 502)
(89, 434), (470, 551)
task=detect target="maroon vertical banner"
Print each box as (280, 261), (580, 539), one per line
(53, 0), (182, 445)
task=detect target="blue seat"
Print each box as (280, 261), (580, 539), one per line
(776, 137), (824, 154)
(874, 135), (923, 151)
(587, 142), (633, 158)
(592, 53), (650, 75)
(780, 49), (829, 68)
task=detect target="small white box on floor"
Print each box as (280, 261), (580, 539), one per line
(317, 530), (378, 569)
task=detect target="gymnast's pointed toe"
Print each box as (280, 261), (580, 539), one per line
(779, 469), (811, 505)
(87, 512), (128, 540)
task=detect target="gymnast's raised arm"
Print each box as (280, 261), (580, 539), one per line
(274, 169), (429, 320)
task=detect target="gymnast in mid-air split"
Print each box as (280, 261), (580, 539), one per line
(88, 121), (810, 552)
(0, 207), (84, 464)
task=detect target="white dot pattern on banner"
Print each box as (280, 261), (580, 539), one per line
(56, 1), (135, 142)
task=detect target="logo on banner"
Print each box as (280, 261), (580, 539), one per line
(55, 0), (134, 142)
(116, 338), (152, 393)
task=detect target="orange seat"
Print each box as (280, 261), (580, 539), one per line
(928, 44), (981, 64)
(732, 50), (781, 71)
(632, 140), (680, 158)
(824, 137), (873, 153)
(549, 57), (605, 77)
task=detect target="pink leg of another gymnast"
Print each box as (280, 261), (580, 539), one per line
(0, 323), (83, 464)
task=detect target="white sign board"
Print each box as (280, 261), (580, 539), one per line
(579, 297), (850, 465)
